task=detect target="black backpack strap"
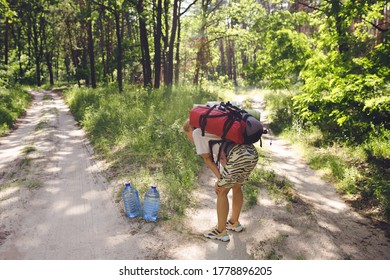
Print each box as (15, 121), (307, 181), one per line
(199, 104), (231, 137)
(208, 140), (237, 168)
(224, 102), (248, 115)
(208, 139), (225, 167)
(219, 102), (244, 139)
(199, 105), (217, 136)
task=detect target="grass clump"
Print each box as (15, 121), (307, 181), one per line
(244, 155), (297, 208)
(22, 146), (37, 154)
(64, 85), (218, 219)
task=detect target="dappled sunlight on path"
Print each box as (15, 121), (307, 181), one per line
(0, 91), (170, 259)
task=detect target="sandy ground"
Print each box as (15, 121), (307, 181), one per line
(0, 90), (389, 260)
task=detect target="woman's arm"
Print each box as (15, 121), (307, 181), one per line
(201, 153), (221, 179)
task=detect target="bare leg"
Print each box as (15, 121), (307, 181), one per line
(217, 188), (230, 231)
(229, 183), (243, 224)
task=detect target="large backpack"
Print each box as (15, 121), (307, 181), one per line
(189, 101), (267, 146)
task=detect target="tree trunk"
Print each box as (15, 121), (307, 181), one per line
(4, 19), (9, 66)
(227, 39), (233, 80)
(98, 7), (108, 83)
(154, 0), (163, 88)
(87, 1), (97, 88)
(193, 38), (206, 86)
(47, 55), (54, 85)
(42, 15), (54, 86)
(174, 8), (181, 85)
(32, 19), (41, 86)
(219, 39), (226, 76)
(12, 25), (24, 79)
(137, 0), (152, 87)
(231, 40), (237, 86)
(330, 0), (349, 54)
(162, 0), (170, 83)
(82, 46), (89, 87)
(164, 0), (179, 86)
(114, 9), (123, 92)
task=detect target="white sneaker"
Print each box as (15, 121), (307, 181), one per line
(226, 220), (243, 232)
(203, 228), (230, 242)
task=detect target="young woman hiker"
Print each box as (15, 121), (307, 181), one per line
(183, 119), (259, 242)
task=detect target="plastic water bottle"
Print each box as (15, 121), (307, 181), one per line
(122, 182), (141, 218)
(143, 186), (160, 221)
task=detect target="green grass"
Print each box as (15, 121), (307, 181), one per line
(22, 146), (37, 154)
(0, 87), (32, 135)
(244, 155), (297, 208)
(35, 121), (48, 131)
(26, 179), (42, 190)
(64, 84), (219, 219)
(42, 94), (54, 101)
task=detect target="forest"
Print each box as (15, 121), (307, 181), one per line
(1, 0), (389, 221)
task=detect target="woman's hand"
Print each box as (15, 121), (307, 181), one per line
(220, 152), (227, 167)
(214, 180), (222, 194)
(201, 153), (222, 179)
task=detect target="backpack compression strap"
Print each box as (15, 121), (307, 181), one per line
(199, 103), (245, 140)
(199, 104), (232, 137)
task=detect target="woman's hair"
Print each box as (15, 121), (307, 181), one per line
(182, 118), (192, 132)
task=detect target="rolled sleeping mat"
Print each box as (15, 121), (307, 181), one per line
(245, 109), (260, 121)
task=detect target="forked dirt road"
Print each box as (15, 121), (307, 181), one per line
(0, 90), (389, 259)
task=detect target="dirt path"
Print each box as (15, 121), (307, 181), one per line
(1, 90), (389, 260)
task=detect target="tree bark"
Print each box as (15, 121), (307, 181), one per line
(114, 9), (123, 92)
(32, 18), (42, 86)
(154, 0), (163, 88)
(174, 8), (181, 85)
(87, 1), (97, 88)
(164, 0), (179, 86)
(330, 0), (349, 54)
(137, 0), (152, 87)
(219, 39), (226, 76)
(4, 19), (9, 66)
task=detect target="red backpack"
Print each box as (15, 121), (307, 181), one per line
(189, 102), (267, 146)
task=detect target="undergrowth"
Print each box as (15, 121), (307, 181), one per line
(0, 87), (32, 135)
(64, 84), (219, 219)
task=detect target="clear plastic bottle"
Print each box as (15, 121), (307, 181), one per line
(122, 182), (141, 218)
(143, 186), (160, 221)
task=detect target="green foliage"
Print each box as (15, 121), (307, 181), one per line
(244, 11), (312, 89)
(0, 87), (32, 135)
(294, 47), (389, 143)
(65, 85), (218, 219)
(263, 90), (295, 135)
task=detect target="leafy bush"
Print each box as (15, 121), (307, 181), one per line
(294, 49), (389, 144)
(244, 11), (312, 89)
(263, 90), (295, 135)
